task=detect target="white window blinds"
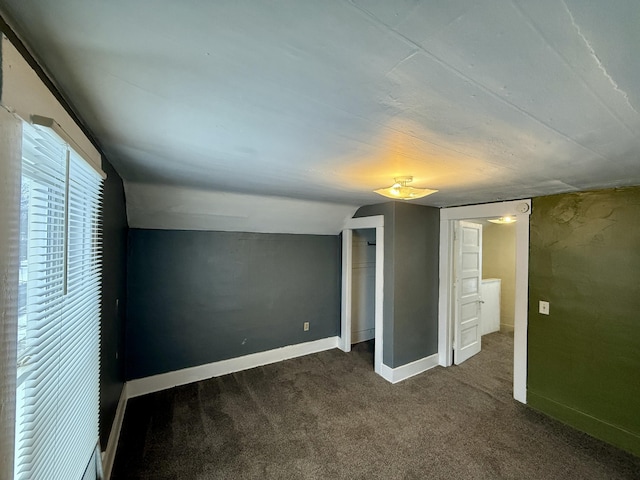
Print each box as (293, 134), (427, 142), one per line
(15, 120), (104, 480)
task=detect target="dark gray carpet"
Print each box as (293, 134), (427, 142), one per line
(112, 333), (640, 479)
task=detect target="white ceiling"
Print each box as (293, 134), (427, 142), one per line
(2, 0), (640, 208)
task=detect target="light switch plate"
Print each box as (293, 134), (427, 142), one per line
(539, 300), (550, 315)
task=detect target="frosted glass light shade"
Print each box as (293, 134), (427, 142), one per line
(374, 176), (437, 200)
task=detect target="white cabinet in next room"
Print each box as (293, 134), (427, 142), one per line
(480, 278), (501, 335)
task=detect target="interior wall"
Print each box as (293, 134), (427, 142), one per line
(354, 202), (439, 368)
(126, 229), (340, 379)
(1, 35), (128, 450)
(528, 186), (640, 457)
(482, 222), (516, 331)
(99, 159), (128, 447)
(392, 202), (440, 367)
(125, 182), (359, 235)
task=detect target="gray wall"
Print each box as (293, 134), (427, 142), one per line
(126, 230), (340, 379)
(392, 202), (440, 366)
(354, 202), (439, 368)
(99, 159), (128, 447)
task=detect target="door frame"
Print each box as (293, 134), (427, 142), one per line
(340, 215), (384, 375)
(438, 200), (531, 403)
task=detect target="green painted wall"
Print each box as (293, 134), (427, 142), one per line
(528, 187), (640, 456)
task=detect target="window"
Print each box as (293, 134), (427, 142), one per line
(15, 119), (104, 480)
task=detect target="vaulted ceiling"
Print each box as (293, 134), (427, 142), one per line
(2, 0), (640, 208)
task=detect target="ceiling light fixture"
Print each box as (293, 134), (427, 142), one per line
(374, 176), (438, 200)
(488, 216), (517, 224)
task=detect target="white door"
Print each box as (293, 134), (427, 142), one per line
(454, 221), (483, 365)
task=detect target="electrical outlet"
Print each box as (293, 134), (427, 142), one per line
(303, 322), (310, 331)
(539, 300), (550, 315)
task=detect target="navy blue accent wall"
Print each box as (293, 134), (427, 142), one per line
(99, 159), (128, 447)
(126, 229), (340, 379)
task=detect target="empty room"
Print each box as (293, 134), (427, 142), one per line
(0, 2), (639, 479)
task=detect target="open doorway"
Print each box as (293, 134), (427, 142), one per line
(480, 219), (517, 335)
(439, 200), (531, 403)
(351, 228), (376, 345)
(452, 217), (518, 365)
(348, 228), (377, 368)
(340, 215), (384, 376)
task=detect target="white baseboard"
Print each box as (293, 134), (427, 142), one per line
(352, 328), (375, 344)
(99, 339), (437, 477)
(127, 336), (340, 398)
(379, 353), (439, 384)
(101, 383), (128, 480)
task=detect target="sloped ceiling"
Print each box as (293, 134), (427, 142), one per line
(1, 0), (640, 209)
